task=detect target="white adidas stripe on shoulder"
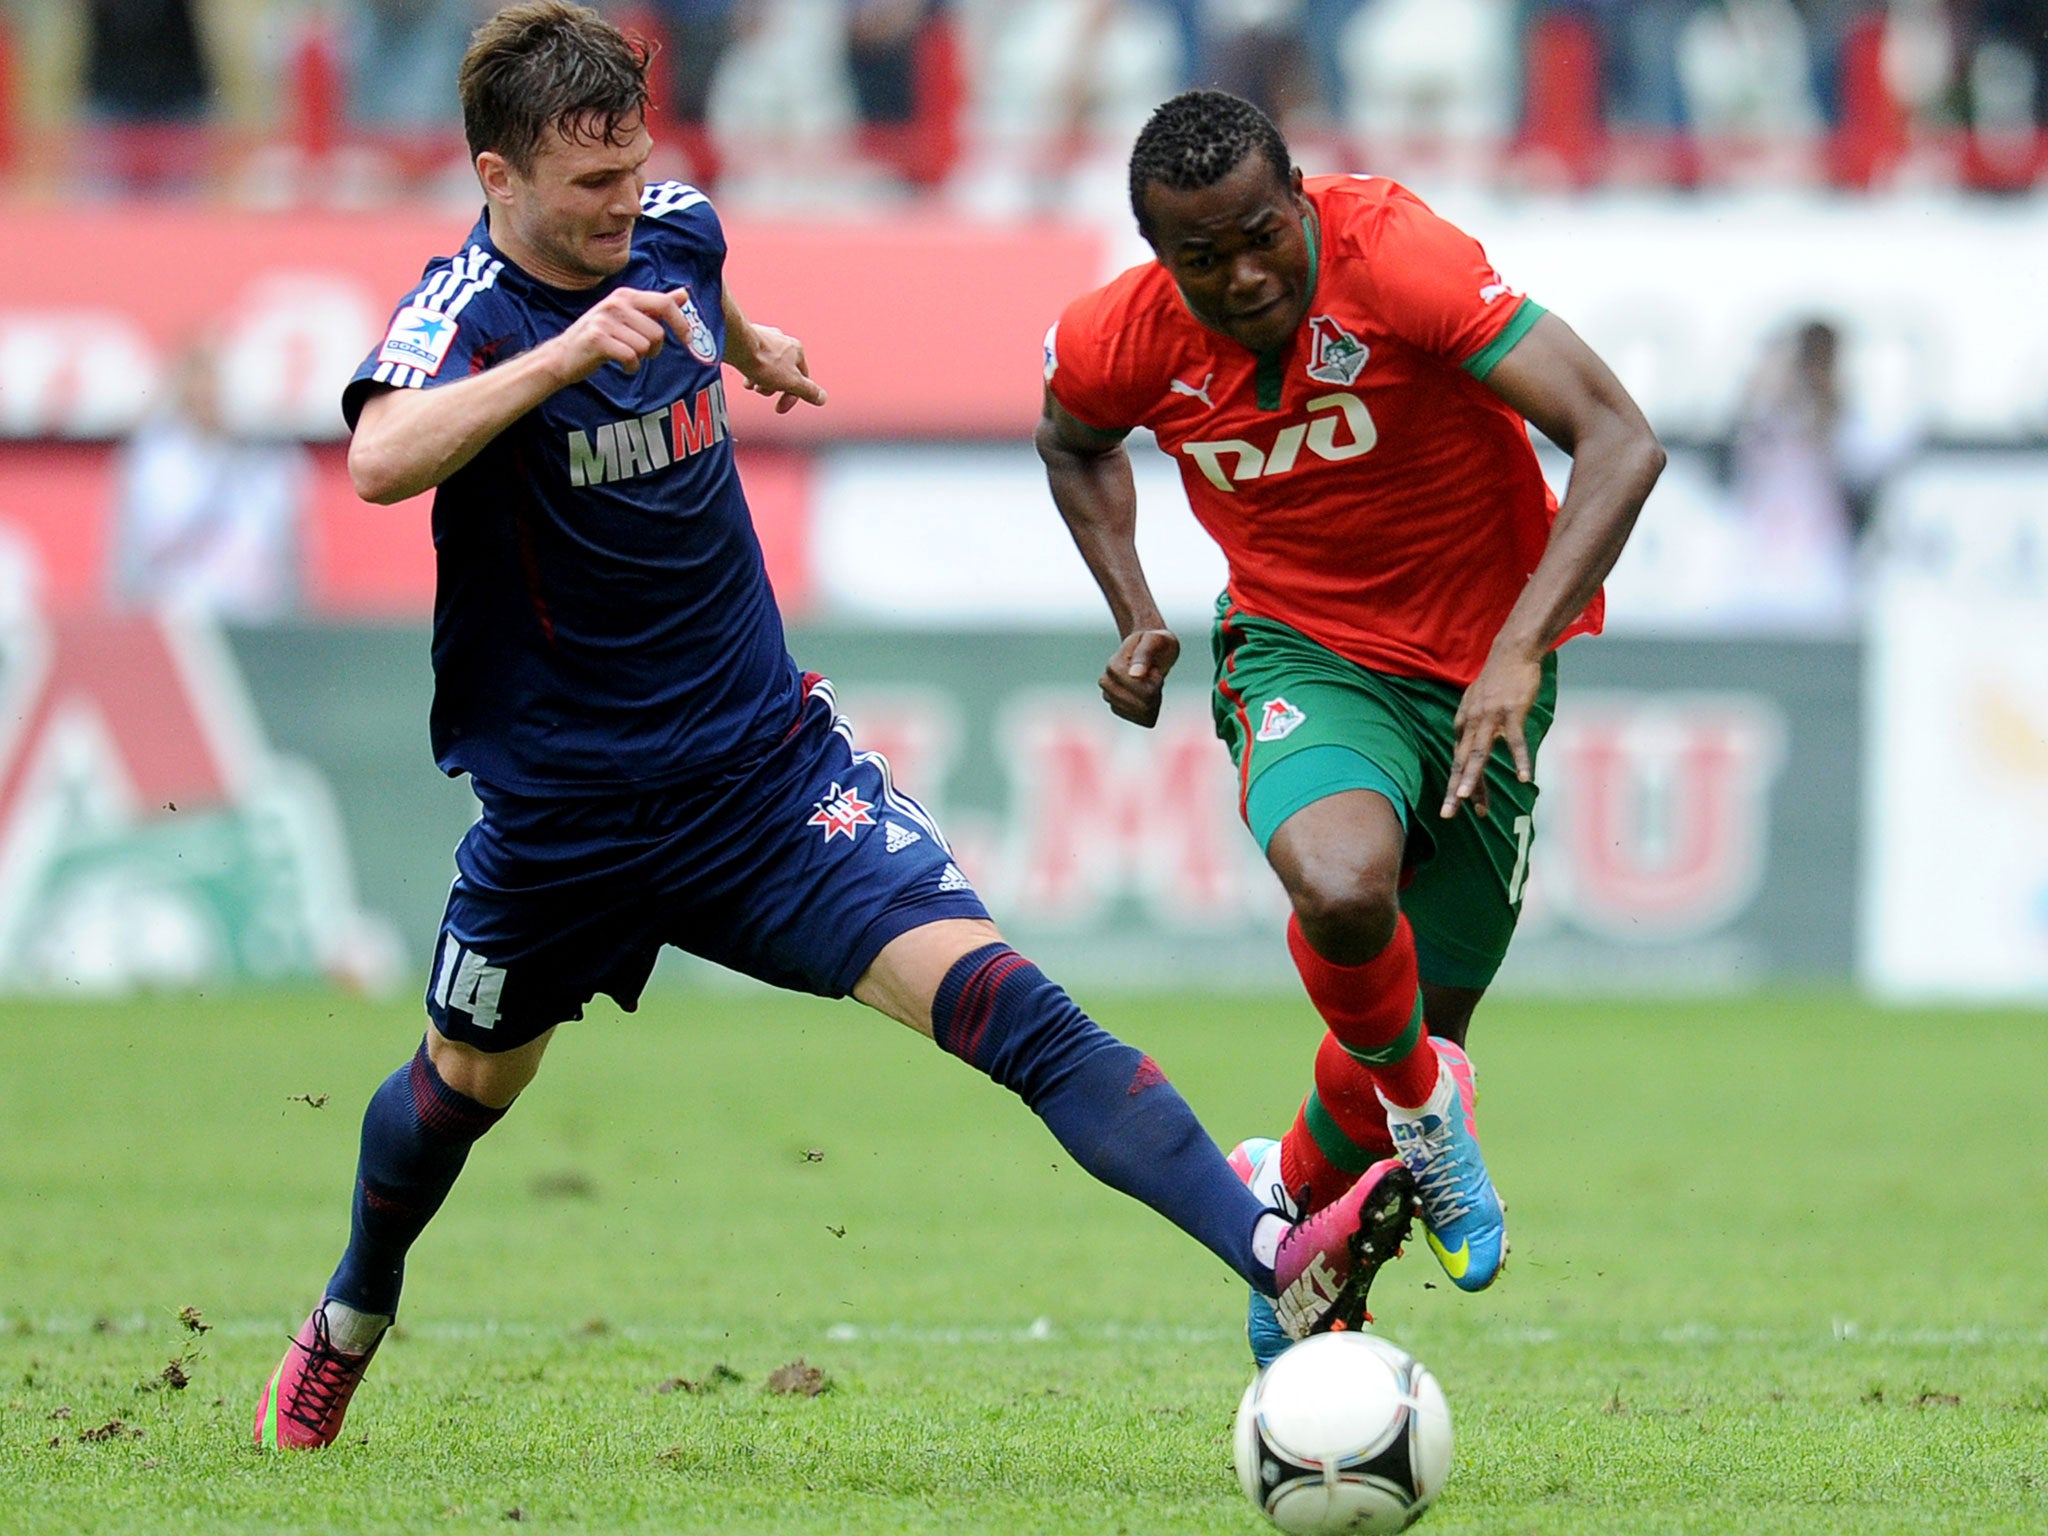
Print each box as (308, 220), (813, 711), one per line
(641, 180), (709, 220)
(418, 244), (504, 322)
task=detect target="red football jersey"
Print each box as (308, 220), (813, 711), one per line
(1046, 175), (1601, 687)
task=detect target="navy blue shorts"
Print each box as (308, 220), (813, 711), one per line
(425, 675), (990, 1050)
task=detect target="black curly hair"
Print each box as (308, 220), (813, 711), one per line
(1128, 90), (1294, 238)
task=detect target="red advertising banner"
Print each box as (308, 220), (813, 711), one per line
(0, 204), (1105, 442)
(0, 441), (815, 617)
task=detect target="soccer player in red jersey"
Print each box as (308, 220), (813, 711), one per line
(1038, 90), (1664, 1354)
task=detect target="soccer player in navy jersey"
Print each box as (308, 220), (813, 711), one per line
(253, 1), (1418, 1450)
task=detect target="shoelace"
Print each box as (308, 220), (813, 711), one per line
(1272, 1198), (1322, 1262)
(280, 1313), (360, 1431)
(1396, 1118), (1477, 1226)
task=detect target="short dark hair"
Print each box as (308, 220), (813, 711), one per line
(459, 2), (652, 175)
(1128, 90), (1293, 237)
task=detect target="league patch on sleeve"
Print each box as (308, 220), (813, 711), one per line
(378, 304), (461, 376)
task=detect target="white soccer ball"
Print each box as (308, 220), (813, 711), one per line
(1232, 1331), (1454, 1534)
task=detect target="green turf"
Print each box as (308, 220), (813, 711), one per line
(4, 987), (2045, 1534)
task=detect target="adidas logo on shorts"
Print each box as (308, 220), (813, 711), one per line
(884, 821), (922, 853)
(937, 862), (972, 893)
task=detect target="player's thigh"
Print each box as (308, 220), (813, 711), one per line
(1214, 615), (1428, 840)
(426, 815), (666, 1054)
(1399, 793), (1535, 992)
(664, 679), (992, 1006)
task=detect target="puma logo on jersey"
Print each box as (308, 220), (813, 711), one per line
(1181, 392), (1378, 493)
(1169, 372), (1217, 408)
(1480, 271), (1522, 305)
(566, 378), (730, 487)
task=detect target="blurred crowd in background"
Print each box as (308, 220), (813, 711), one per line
(0, 1), (1984, 628)
(3, 0), (2047, 202)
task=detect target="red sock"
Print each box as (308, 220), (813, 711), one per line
(1286, 911), (1439, 1110)
(1279, 1099), (1352, 1214)
(1278, 1031), (1398, 1212)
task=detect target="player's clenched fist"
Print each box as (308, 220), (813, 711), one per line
(545, 287), (698, 384)
(1100, 628), (1180, 728)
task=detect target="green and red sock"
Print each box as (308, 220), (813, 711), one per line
(1279, 911), (1438, 1210)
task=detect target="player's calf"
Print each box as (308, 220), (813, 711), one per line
(326, 1039), (511, 1316)
(927, 941), (1279, 1290)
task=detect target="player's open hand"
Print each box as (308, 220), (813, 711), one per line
(1442, 648), (1543, 820)
(729, 321), (827, 414)
(1101, 628), (1179, 728)
(547, 288), (698, 384)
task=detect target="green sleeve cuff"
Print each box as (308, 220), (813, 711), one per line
(1461, 298), (1545, 380)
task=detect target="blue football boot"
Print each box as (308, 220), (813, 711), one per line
(1381, 1043), (1506, 1292)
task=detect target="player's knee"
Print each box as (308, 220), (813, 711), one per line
(425, 1024), (550, 1111)
(1289, 871), (1400, 966)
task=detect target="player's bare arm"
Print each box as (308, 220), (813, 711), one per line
(1035, 391), (1181, 727)
(349, 287), (705, 504)
(1440, 311), (1665, 819)
(721, 286), (827, 414)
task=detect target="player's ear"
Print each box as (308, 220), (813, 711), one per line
(1289, 166), (1308, 211)
(476, 150), (517, 205)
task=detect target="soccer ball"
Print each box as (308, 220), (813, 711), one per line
(1232, 1331), (1454, 1534)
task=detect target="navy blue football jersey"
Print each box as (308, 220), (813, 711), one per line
(344, 181), (801, 795)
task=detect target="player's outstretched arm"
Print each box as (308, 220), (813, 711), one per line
(1441, 310), (1666, 818)
(1035, 392), (1180, 727)
(720, 288), (826, 415)
(349, 289), (707, 504)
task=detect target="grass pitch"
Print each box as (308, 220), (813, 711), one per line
(4, 986), (2045, 1534)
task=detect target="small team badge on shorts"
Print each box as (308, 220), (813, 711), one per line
(807, 783), (876, 842)
(1257, 697), (1307, 742)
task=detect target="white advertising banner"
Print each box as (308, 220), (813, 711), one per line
(1864, 459), (2048, 999)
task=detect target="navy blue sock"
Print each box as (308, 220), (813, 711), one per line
(326, 1042), (508, 1316)
(931, 944), (1275, 1292)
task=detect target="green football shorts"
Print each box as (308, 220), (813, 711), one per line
(1210, 600), (1558, 990)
